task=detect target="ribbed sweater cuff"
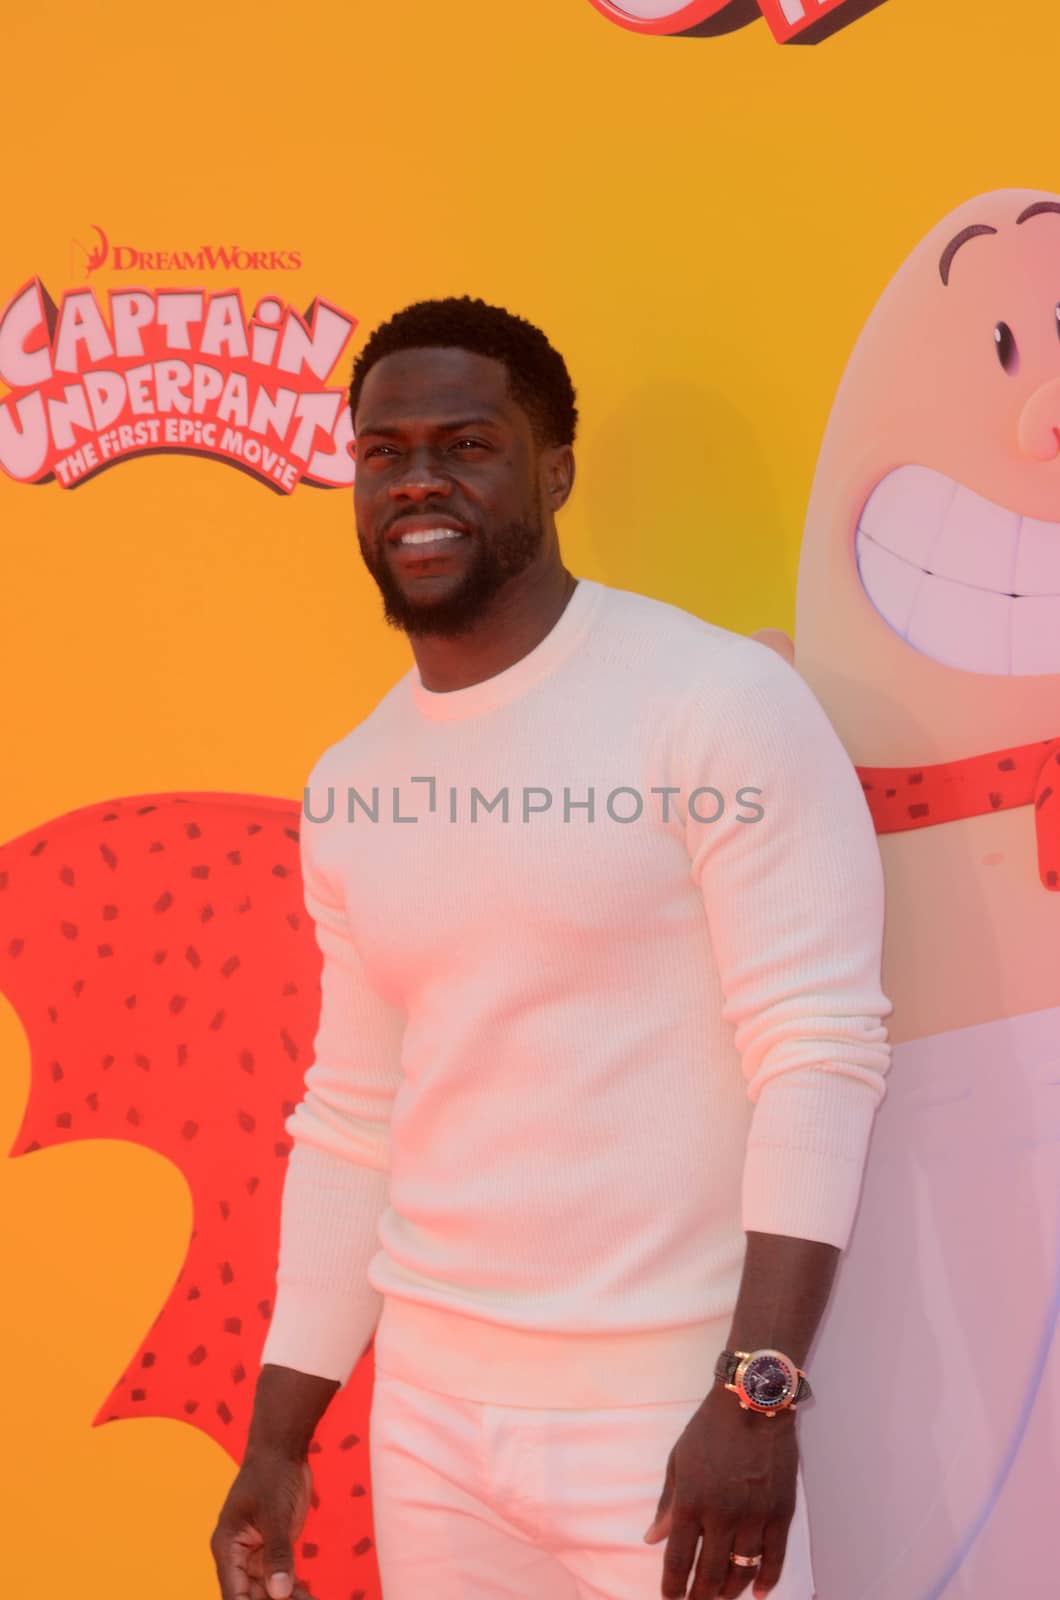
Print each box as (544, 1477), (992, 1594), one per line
(259, 1140), (390, 1385)
(260, 1282), (382, 1386)
(741, 1070), (882, 1248)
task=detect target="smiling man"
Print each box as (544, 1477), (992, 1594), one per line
(210, 296), (893, 1600)
(353, 341), (561, 643)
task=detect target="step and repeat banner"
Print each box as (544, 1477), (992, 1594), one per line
(2, 2), (1059, 1597)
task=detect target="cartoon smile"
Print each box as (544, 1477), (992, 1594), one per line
(855, 463), (1060, 675)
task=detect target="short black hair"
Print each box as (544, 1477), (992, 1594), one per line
(348, 295), (578, 448)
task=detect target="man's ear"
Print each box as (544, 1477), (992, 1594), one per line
(541, 444), (576, 513)
(751, 627), (795, 666)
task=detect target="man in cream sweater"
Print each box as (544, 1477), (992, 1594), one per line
(211, 297), (892, 1600)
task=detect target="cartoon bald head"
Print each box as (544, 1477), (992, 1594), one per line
(795, 189), (1060, 766)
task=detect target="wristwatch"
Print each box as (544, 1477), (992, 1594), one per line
(714, 1348), (813, 1416)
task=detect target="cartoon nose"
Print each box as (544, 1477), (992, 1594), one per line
(1018, 377), (1060, 461)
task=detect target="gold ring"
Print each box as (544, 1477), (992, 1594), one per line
(729, 1552), (763, 1567)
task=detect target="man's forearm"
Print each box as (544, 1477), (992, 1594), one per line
(245, 1364), (342, 1462)
(723, 1229), (840, 1371)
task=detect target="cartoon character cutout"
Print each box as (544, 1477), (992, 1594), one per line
(764, 190), (1060, 1598)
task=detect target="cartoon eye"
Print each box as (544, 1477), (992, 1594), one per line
(994, 322), (1018, 373)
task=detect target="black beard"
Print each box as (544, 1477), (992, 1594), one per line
(359, 513), (546, 639)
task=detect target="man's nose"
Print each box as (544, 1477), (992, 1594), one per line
(388, 448), (452, 500)
(1018, 377), (1060, 461)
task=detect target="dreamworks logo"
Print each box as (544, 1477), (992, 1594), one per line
(71, 224), (302, 276)
(72, 224), (109, 276)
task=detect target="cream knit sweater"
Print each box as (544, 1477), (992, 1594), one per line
(260, 577), (892, 1407)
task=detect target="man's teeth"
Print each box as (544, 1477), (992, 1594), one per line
(398, 528), (465, 546)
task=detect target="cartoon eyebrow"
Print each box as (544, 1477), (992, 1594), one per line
(1016, 201), (1060, 226)
(939, 225), (998, 286)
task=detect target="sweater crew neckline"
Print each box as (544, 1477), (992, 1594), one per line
(407, 577), (601, 722)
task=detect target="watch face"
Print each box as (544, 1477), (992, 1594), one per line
(742, 1354), (795, 1409)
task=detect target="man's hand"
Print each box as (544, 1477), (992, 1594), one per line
(643, 1384), (798, 1600)
(210, 1448), (318, 1600)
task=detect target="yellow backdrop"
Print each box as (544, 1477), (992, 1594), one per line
(1, 0), (1056, 1593)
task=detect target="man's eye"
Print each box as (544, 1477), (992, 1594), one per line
(362, 444), (396, 459)
(452, 438), (487, 450)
